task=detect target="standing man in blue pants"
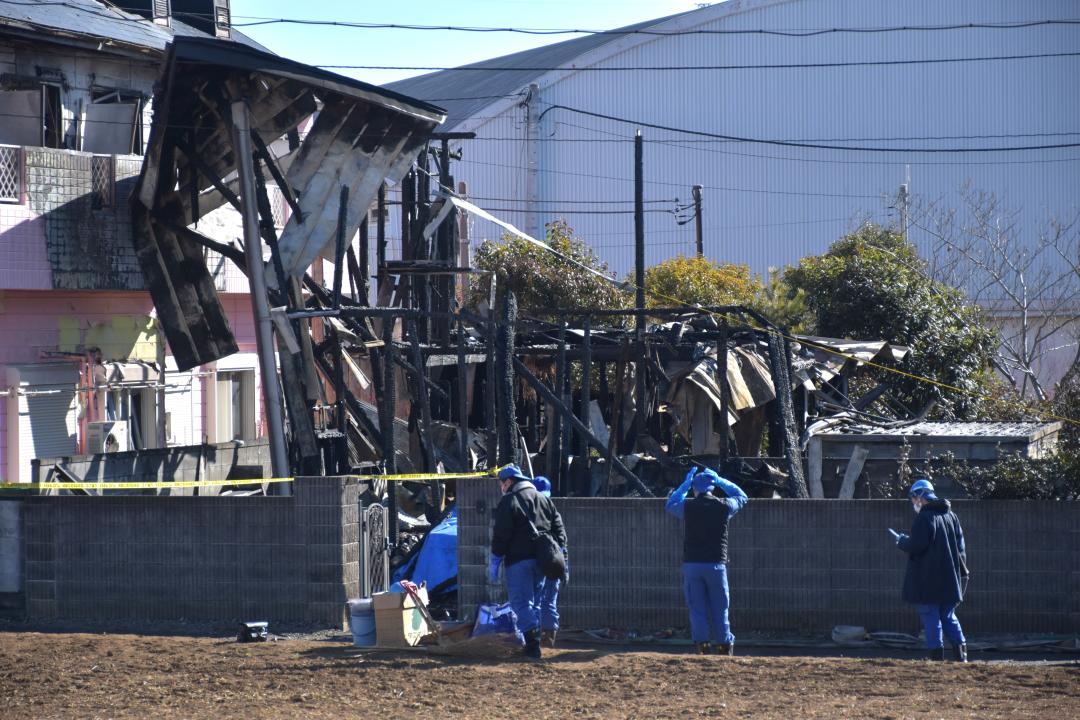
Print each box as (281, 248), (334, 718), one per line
(489, 465), (566, 659)
(665, 466), (748, 655)
(894, 478), (970, 662)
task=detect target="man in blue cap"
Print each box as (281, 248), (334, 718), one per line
(665, 466), (748, 655)
(894, 478), (970, 662)
(530, 476), (565, 648)
(489, 464), (566, 659)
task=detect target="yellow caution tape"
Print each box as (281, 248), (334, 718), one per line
(0, 467), (506, 492)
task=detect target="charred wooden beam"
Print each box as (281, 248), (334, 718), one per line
(578, 316), (592, 457)
(513, 357), (652, 497)
(249, 127), (304, 224)
(767, 330), (809, 498)
(332, 184), (349, 310)
(457, 319), (469, 467)
(495, 290), (518, 466)
(408, 317), (436, 471)
(718, 321), (731, 461)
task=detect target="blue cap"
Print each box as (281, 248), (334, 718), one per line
(909, 478), (937, 499)
(498, 464), (529, 482)
(692, 469), (719, 494)
(532, 476), (552, 497)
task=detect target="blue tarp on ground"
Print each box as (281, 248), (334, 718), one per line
(393, 507), (457, 592)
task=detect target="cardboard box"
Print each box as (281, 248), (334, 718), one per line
(372, 587), (430, 647)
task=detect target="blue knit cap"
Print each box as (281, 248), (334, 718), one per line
(532, 476), (552, 497)
(692, 468), (719, 494)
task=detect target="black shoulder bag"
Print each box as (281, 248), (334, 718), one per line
(518, 498), (566, 581)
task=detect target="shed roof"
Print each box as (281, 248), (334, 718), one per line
(817, 421), (1062, 442)
(383, 11), (689, 129)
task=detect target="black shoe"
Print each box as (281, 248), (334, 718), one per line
(716, 643), (734, 656)
(927, 648), (945, 661)
(951, 644), (968, 663)
(524, 629), (542, 660)
(696, 642), (712, 655)
(541, 630), (557, 648)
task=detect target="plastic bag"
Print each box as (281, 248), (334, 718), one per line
(471, 602), (524, 645)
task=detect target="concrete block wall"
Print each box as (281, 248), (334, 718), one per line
(459, 480), (1080, 634)
(21, 476), (359, 628)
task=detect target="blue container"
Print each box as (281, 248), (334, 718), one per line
(347, 598), (376, 646)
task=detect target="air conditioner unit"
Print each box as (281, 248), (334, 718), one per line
(86, 421), (131, 454)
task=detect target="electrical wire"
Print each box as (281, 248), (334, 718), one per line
(226, 16), (1080, 38)
(534, 105), (1080, 153)
(317, 50), (1080, 73)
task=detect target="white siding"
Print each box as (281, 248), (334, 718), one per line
(442, 0), (1080, 288)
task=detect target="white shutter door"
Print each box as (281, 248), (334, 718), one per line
(16, 364), (79, 483)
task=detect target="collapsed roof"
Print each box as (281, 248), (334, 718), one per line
(131, 36), (445, 370)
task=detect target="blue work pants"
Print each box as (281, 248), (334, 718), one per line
(505, 559), (544, 633)
(682, 562), (734, 645)
(538, 578), (561, 632)
(917, 603), (965, 649)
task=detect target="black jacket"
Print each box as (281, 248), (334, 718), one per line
(898, 499), (969, 606)
(683, 494), (733, 564)
(491, 480), (567, 566)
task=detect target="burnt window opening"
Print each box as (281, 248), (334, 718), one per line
(85, 88), (144, 155)
(91, 155), (115, 210)
(42, 83), (63, 148)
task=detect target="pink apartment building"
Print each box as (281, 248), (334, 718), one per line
(0, 1), (272, 483)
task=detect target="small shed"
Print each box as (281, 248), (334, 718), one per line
(807, 421), (1062, 498)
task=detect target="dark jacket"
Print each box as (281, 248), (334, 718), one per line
(491, 480), (567, 566)
(683, 494), (733, 564)
(897, 498), (969, 606)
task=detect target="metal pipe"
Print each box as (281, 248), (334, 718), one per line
(230, 101), (289, 479)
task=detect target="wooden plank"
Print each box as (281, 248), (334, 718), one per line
(838, 444), (870, 499)
(807, 436), (825, 499)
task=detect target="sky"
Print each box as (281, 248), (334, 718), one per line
(230, 0), (701, 85)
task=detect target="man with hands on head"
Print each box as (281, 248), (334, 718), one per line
(665, 466), (748, 656)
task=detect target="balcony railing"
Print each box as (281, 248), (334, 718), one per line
(0, 145), (22, 203)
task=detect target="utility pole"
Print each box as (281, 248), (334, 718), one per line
(633, 130), (646, 449)
(229, 100), (289, 480)
(692, 184), (703, 257)
(898, 164), (911, 238)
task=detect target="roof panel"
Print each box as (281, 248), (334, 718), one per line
(383, 11), (689, 129)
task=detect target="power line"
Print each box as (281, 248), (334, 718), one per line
(534, 105), (1080, 153)
(317, 50), (1080, 72)
(227, 16), (1080, 37)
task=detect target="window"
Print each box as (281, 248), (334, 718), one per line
(0, 145), (21, 203)
(84, 88), (143, 155)
(215, 370), (255, 442)
(105, 386), (159, 450)
(91, 155), (114, 209)
(42, 83), (62, 149)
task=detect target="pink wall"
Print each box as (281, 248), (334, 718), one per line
(0, 201), (51, 290)
(0, 289), (258, 481)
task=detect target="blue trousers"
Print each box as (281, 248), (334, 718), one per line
(505, 559), (544, 633)
(682, 562), (734, 645)
(917, 603), (965, 649)
(538, 578), (561, 632)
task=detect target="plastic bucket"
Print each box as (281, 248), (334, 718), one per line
(347, 598), (376, 647)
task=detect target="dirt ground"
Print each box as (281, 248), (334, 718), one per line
(1, 633), (1077, 720)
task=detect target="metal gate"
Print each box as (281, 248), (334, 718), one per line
(359, 503), (390, 597)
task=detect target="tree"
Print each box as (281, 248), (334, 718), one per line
(911, 184), (1080, 402)
(784, 224), (998, 419)
(640, 255), (761, 309)
(469, 220), (629, 321)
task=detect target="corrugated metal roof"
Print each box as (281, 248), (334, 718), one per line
(0, 0), (267, 53)
(821, 421), (1061, 440)
(383, 11), (690, 129)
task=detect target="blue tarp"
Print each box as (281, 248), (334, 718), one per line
(393, 507), (457, 592)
